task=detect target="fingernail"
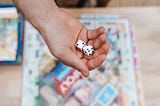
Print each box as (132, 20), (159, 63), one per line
(82, 70), (89, 77)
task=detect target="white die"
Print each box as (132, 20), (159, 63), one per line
(82, 44), (94, 56)
(75, 40), (86, 50)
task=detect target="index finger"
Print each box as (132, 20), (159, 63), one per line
(87, 26), (105, 40)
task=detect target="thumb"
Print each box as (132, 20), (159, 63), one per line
(62, 49), (89, 77)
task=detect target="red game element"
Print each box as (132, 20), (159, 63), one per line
(54, 70), (82, 96)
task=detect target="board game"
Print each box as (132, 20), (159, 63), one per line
(0, 4), (23, 64)
(22, 14), (144, 106)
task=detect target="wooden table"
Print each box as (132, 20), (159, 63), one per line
(0, 7), (160, 106)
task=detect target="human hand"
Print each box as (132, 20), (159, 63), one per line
(55, 0), (79, 7)
(39, 9), (110, 77)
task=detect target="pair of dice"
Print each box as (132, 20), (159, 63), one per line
(75, 40), (95, 56)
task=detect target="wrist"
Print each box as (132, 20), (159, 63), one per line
(25, 0), (59, 35)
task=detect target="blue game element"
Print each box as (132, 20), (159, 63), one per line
(53, 62), (73, 81)
(96, 84), (118, 106)
(40, 62), (73, 85)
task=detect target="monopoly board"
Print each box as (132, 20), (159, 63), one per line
(22, 15), (144, 106)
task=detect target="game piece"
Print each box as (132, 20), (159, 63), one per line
(82, 44), (94, 56)
(75, 40), (86, 50)
(75, 40), (95, 56)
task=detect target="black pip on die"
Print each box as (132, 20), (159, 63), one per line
(75, 40), (95, 56)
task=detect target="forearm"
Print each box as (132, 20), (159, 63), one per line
(13, 0), (58, 32)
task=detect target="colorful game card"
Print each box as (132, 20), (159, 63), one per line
(96, 84), (118, 106)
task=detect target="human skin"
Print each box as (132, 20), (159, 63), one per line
(12, 0), (110, 77)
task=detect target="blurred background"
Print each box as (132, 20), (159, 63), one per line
(0, 0), (160, 106)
